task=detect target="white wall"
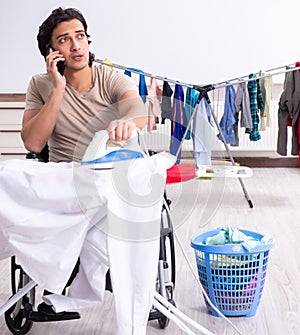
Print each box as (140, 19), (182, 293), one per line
(1, 0), (300, 92)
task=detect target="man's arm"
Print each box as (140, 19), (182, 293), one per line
(21, 49), (66, 153)
(21, 88), (65, 153)
(107, 90), (147, 141)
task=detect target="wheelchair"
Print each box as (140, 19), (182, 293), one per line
(3, 146), (177, 334)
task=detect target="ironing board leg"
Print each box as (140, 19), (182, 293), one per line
(0, 280), (36, 317)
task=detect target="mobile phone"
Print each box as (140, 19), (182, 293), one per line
(46, 46), (65, 76)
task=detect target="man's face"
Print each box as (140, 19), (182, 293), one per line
(51, 19), (89, 71)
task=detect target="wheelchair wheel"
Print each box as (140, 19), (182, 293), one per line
(154, 194), (176, 329)
(5, 296), (34, 335)
(157, 297), (176, 329)
(5, 257), (35, 335)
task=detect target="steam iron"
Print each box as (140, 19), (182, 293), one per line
(81, 130), (145, 169)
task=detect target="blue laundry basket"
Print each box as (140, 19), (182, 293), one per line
(191, 228), (273, 317)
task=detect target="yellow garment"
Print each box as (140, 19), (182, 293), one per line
(259, 70), (273, 131)
(102, 58), (113, 69)
(196, 250), (250, 268)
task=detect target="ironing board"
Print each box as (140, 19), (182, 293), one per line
(0, 150), (175, 335)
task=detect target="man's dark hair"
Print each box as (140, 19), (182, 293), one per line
(37, 7), (94, 66)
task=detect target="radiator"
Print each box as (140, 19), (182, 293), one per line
(143, 100), (281, 153)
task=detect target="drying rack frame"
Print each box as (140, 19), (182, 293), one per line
(96, 59), (300, 208)
(94, 58), (300, 208)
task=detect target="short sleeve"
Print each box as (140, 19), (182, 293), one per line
(25, 76), (46, 111)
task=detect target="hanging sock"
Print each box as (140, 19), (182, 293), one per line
(170, 84), (186, 163)
(161, 81), (173, 124)
(124, 68), (148, 103)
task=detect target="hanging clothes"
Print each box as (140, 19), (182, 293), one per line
(170, 84), (186, 163)
(258, 70), (273, 131)
(234, 81), (252, 128)
(161, 81), (173, 124)
(184, 87), (199, 140)
(285, 115), (300, 167)
(298, 120), (300, 168)
(146, 78), (162, 131)
(192, 97), (214, 167)
(124, 68), (148, 103)
(102, 58), (114, 69)
(217, 83), (237, 145)
(246, 74), (264, 141)
(286, 64), (300, 126)
(277, 67), (300, 157)
(234, 81), (252, 147)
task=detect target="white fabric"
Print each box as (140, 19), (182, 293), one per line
(0, 152), (175, 335)
(192, 98), (214, 167)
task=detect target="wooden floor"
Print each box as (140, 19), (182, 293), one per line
(1, 167), (300, 335)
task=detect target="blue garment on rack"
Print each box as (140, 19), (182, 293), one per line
(217, 84), (237, 145)
(170, 84), (186, 163)
(185, 87), (200, 140)
(124, 68), (148, 103)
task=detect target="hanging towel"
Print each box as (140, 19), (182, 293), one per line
(170, 84), (186, 163)
(192, 97), (214, 167)
(124, 68), (148, 103)
(258, 70), (273, 131)
(184, 87), (199, 140)
(161, 81), (173, 123)
(246, 74), (264, 141)
(217, 83), (237, 145)
(146, 78), (162, 131)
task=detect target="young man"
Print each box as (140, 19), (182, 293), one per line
(22, 7), (146, 163)
(21, 7), (147, 321)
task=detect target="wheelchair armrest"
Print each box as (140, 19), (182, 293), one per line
(26, 152), (39, 160)
(25, 144), (49, 163)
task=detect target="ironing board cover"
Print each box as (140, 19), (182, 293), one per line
(0, 152), (175, 335)
(166, 164), (196, 184)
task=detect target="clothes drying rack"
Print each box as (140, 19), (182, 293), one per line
(92, 60), (300, 335)
(94, 58), (300, 209)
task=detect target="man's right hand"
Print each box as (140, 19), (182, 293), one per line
(46, 48), (66, 90)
